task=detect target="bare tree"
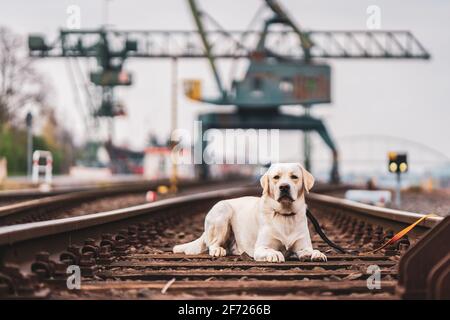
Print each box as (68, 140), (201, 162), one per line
(0, 26), (49, 125)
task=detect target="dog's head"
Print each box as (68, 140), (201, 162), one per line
(260, 163), (315, 208)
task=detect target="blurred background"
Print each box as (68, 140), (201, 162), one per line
(0, 0), (449, 191)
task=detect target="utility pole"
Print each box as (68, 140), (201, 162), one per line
(395, 172), (402, 207)
(303, 106), (311, 172)
(25, 112), (33, 178)
(170, 57), (179, 193)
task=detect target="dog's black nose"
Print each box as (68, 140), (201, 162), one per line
(279, 184), (290, 192)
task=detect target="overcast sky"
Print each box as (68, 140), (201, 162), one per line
(2, 0), (450, 171)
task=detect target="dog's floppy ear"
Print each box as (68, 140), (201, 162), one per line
(299, 164), (315, 194)
(260, 173), (270, 196)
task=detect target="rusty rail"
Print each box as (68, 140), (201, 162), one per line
(0, 186), (258, 247)
(0, 179), (164, 203)
(0, 177), (251, 226)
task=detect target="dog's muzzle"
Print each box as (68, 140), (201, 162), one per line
(278, 184), (294, 203)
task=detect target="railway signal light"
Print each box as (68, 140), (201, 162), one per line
(388, 152), (408, 207)
(388, 152), (408, 174)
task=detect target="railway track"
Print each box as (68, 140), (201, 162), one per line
(0, 180), (159, 206)
(0, 184), (448, 299)
(0, 177), (249, 226)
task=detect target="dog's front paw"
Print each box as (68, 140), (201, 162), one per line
(296, 249), (312, 261)
(209, 246), (226, 257)
(311, 250), (327, 262)
(255, 249), (285, 263)
(297, 249), (327, 262)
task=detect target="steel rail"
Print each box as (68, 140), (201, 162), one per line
(0, 178), (250, 224)
(307, 193), (443, 229)
(0, 180), (160, 201)
(0, 186), (258, 246)
(0, 182), (157, 218)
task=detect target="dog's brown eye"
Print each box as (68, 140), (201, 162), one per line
(273, 175), (280, 180)
(291, 175), (298, 179)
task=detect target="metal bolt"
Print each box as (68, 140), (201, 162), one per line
(81, 238), (99, 257)
(115, 229), (129, 242)
(31, 252), (54, 279)
(98, 245), (114, 265)
(363, 224), (373, 244)
(397, 235), (410, 252)
(384, 244), (399, 256)
(100, 233), (115, 248)
(347, 219), (357, 236)
(79, 252), (97, 277)
(113, 238), (128, 256)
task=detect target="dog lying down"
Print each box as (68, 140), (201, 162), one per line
(173, 163), (327, 262)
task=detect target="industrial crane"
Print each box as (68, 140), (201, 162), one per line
(185, 0), (429, 182)
(27, 0), (430, 182)
(29, 28), (136, 118)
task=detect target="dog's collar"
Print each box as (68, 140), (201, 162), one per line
(274, 211), (296, 217)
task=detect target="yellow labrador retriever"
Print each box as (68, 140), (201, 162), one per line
(173, 163), (327, 262)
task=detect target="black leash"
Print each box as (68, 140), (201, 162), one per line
(306, 208), (347, 254)
(305, 209), (434, 255)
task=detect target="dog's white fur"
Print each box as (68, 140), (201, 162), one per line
(173, 163), (327, 262)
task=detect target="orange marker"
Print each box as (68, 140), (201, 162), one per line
(371, 213), (436, 253)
